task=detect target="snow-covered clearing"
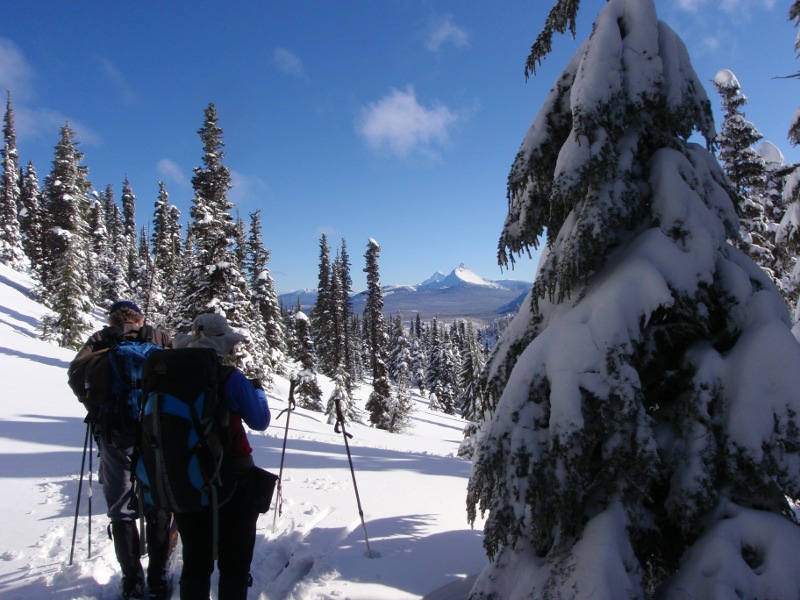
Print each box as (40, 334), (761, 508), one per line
(0, 264), (485, 599)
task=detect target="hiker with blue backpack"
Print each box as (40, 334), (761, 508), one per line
(137, 312), (272, 600)
(68, 300), (174, 600)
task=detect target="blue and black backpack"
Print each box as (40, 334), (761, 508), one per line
(75, 325), (163, 441)
(135, 347), (236, 515)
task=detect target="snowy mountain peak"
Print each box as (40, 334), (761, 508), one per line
(419, 264), (502, 290)
(420, 271), (448, 287)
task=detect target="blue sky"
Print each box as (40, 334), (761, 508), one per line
(3, 1), (800, 293)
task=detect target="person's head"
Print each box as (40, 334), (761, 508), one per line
(175, 313), (248, 358)
(108, 300), (144, 327)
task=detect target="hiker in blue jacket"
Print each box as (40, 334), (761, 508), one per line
(172, 312), (271, 600)
(68, 300), (173, 600)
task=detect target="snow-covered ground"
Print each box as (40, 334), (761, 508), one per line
(0, 264), (486, 599)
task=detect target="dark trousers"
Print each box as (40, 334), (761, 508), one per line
(174, 479), (260, 600)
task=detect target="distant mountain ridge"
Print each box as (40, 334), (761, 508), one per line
(279, 264), (532, 323)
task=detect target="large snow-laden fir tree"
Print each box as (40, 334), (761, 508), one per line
(177, 103), (270, 379)
(467, 1), (800, 598)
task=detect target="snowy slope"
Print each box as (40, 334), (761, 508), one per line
(0, 264), (485, 599)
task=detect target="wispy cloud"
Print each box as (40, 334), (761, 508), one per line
(230, 170), (270, 205)
(357, 85), (458, 159)
(16, 105), (101, 145)
(97, 57), (136, 105)
(677, 0), (776, 13)
(156, 158), (189, 187)
(271, 47), (309, 82)
(426, 15), (470, 52)
(0, 38), (34, 99)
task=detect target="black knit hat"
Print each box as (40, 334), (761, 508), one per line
(109, 300), (143, 316)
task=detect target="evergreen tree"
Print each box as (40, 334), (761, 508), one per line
(310, 233), (335, 375)
(363, 238), (393, 429)
(0, 91), (24, 270)
(385, 313), (414, 432)
(468, 2), (800, 598)
(19, 161), (44, 272)
(120, 176), (139, 293)
(96, 185), (126, 310)
(338, 239), (356, 388)
(247, 209), (286, 378)
(426, 322), (459, 415)
(789, 2), (800, 145)
(712, 69), (772, 271)
(178, 102), (268, 378)
(39, 123), (93, 349)
(293, 311), (324, 411)
(458, 321), (486, 421)
(87, 195), (107, 304)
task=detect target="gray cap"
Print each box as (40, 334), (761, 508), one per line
(174, 313), (248, 357)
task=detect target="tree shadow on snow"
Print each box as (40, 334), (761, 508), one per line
(0, 346), (71, 369)
(253, 513), (483, 598)
(0, 415), (87, 457)
(247, 431), (471, 479)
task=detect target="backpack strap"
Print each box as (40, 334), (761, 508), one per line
(91, 325), (124, 352)
(135, 325), (156, 344)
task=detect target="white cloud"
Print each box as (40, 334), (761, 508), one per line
(0, 38), (34, 99)
(271, 47), (309, 81)
(677, 0), (776, 13)
(230, 170), (270, 205)
(357, 85), (458, 158)
(156, 158), (189, 187)
(426, 15), (470, 52)
(15, 105), (100, 145)
(97, 57), (136, 105)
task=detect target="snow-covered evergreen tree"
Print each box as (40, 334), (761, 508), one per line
(0, 91), (25, 270)
(19, 161), (44, 273)
(712, 69), (772, 273)
(338, 239), (357, 389)
(94, 185), (125, 311)
(39, 122), (93, 349)
(247, 209), (286, 380)
(177, 103), (268, 378)
(467, 2), (800, 598)
(458, 321), (486, 421)
(120, 176), (140, 294)
(790, 2), (800, 145)
(311, 233), (335, 376)
(388, 313), (411, 384)
(293, 311), (324, 412)
(426, 323), (459, 415)
(363, 238), (393, 429)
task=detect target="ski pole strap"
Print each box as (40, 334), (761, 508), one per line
(276, 379), (298, 420)
(333, 399), (353, 439)
(288, 378), (297, 410)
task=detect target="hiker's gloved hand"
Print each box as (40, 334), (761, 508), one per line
(249, 378), (264, 391)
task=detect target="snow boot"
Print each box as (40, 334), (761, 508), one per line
(179, 576), (211, 600)
(110, 520), (144, 599)
(218, 573), (253, 600)
(145, 510), (172, 593)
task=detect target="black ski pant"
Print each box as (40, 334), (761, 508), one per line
(173, 481), (260, 600)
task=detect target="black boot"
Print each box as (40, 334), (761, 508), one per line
(218, 573), (253, 600)
(179, 576), (211, 600)
(110, 520), (144, 599)
(145, 511), (173, 600)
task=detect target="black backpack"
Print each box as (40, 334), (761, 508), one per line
(134, 347), (235, 514)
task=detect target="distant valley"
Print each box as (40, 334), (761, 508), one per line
(279, 264), (532, 323)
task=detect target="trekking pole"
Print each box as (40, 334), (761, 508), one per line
(271, 378), (297, 534)
(69, 422), (90, 566)
(88, 428), (93, 559)
(333, 399), (373, 558)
